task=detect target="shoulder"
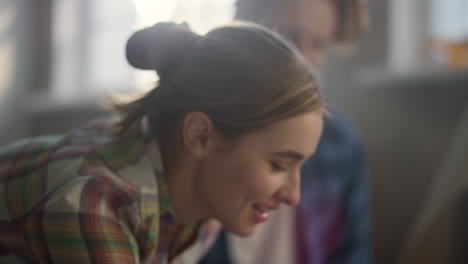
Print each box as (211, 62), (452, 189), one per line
(301, 107), (366, 184)
(320, 108), (363, 150)
(25, 173), (144, 264)
(0, 134), (89, 220)
(44, 172), (141, 215)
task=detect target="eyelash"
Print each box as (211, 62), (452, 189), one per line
(270, 161), (287, 172)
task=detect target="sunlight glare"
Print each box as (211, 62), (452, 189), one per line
(132, 0), (177, 27)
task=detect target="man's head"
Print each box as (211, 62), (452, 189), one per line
(235, 0), (368, 66)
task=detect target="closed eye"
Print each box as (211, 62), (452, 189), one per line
(270, 161), (287, 172)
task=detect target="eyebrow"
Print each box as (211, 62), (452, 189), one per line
(270, 151), (306, 161)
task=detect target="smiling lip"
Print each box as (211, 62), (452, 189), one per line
(252, 203), (279, 223)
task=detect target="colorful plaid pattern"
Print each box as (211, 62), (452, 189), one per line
(0, 118), (219, 264)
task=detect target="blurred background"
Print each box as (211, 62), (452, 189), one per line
(1, 0), (467, 263)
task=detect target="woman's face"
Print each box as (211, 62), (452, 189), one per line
(195, 111), (323, 236)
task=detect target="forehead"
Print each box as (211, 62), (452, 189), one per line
(231, 112), (323, 158)
(274, 0), (336, 37)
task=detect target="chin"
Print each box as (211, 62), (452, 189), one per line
(225, 222), (256, 237)
(215, 206), (259, 237)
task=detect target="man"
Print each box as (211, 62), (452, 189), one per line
(199, 0), (372, 263)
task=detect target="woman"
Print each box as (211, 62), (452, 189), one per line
(0, 22), (324, 263)
(201, 1), (371, 263)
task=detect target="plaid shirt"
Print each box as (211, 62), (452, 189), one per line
(0, 118), (219, 264)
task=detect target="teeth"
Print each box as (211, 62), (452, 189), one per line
(261, 212), (269, 218)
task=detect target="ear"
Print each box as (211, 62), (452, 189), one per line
(182, 111), (215, 159)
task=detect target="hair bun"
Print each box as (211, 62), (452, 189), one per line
(126, 22), (200, 75)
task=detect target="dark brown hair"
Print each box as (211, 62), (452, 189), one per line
(113, 22), (323, 142)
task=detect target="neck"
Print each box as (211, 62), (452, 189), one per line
(160, 143), (208, 224)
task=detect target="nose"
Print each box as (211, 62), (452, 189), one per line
(275, 170), (301, 206)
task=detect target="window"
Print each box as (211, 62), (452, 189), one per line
(388, 0), (468, 73)
(51, 0), (235, 100)
(429, 0), (468, 67)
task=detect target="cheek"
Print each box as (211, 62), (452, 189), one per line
(226, 158), (281, 201)
(209, 155), (276, 199)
